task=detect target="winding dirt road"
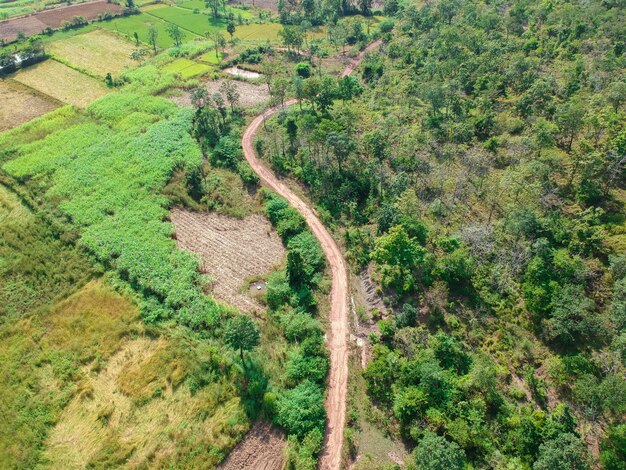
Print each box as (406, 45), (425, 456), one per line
(242, 40), (381, 470)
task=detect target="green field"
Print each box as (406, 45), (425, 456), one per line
(100, 12), (201, 48)
(144, 5), (248, 37)
(162, 57), (211, 78)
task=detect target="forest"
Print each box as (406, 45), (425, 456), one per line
(255, 0), (626, 468)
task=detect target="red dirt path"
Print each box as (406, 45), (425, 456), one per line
(241, 40), (382, 470)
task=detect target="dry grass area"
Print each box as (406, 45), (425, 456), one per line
(43, 336), (248, 469)
(47, 29), (136, 77)
(170, 207), (285, 313)
(0, 79), (60, 131)
(218, 421), (286, 470)
(12, 59), (109, 107)
(171, 78), (270, 108)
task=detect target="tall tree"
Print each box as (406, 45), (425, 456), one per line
(224, 315), (260, 365)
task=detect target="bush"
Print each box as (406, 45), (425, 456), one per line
(413, 431), (466, 470)
(275, 381), (326, 438)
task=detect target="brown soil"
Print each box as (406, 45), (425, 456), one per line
(241, 40), (382, 470)
(170, 207), (285, 314)
(0, 78), (60, 131)
(171, 78), (271, 109)
(218, 421), (286, 470)
(0, 0), (123, 42)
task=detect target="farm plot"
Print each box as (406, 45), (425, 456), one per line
(12, 59), (109, 107)
(162, 58), (211, 78)
(171, 78), (270, 108)
(47, 29), (136, 77)
(0, 0), (123, 42)
(100, 12), (200, 48)
(145, 5), (225, 36)
(218, 421), (286, 470)
(0, 79), (60, 131)
(170, 208), (286, 313)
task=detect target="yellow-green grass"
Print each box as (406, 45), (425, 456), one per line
(0, 79), (60, 132)
(11, 59), (109, 107)
(198, 50), (223, 64)
(162, 58), (211, 78)
(234, 22), (283, 43)
(47, 29), (137, 77)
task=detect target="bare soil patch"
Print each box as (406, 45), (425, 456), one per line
(0, 78), (60, 131)
(171, 78), (270, 109)
(218, 421), (286, 470)
(0, 0), (123, 41)
(170, 207), (285, 313)
(228, 0), (278, 11)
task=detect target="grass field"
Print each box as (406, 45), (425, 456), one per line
(198, 50), (223, 64)
(162, 57), (212, 78)
(100, 12), (201, 48)
(47, 29), (137, 77)
(234, 22), (283, 43)
(0, 79), (60, 132)
(11, 59), (109, 107)
(145, 5), (254, 37)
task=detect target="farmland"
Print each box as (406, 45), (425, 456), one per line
(11, 59), (109, 107)
(162, 57), (212, 78)
(0, 79), (60, 131)
(47, 29), (136, 77)
(170, 207), (286, 314)
(0, 0), (92, 20)
(99, 12), (198, 48)
(0, 0), (124, 42)
(145, 5), (254, 37)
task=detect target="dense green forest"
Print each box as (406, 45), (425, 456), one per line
(257, 0), (626, 467)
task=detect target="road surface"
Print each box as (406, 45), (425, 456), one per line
(241, 40), (382, 470)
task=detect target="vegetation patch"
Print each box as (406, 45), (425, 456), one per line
(47, 29), (137, 77)
(162, 57), (211, 78)
(100, 13), (199, 48)
(11, 59), (109, 107)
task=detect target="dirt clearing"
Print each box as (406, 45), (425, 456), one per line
(0, 79), (60, 131)
(170, 208), (285, 313)
(171, 78), (270, 108)
(218, 421), (286, 470)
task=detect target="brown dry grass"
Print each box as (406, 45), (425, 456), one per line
(0, 79), (60, 131)
(12, 59), (109, 107)
(47, 29), (136, 77)
(170, 207), (285, 313)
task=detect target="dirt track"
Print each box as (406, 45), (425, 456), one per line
(241, 40), (382, 470)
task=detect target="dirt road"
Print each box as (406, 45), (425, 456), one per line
(241, 40), (381, 470)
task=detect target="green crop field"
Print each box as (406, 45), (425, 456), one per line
(162, 58), (211, 78)
(47, 29), (137, 77)
(144, 5), (254, 37)
(11, 59), (109, 107)
(99, 13), (201, 48)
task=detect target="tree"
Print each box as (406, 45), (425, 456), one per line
(224, 314), (260, 365)
(534, 434), (591, 470)
(147, 25), (159, 54)
(219, 80), (240, 111)
(226, 21), (236, 41)
(206, 0), (221, 19)
(133, 31), (139, 46)
(129, 48), (149, 64)
(337, 75), (363, 102)
(414, 432), (466, 470)
(166, 23), (185, 47)
(275, 381), (326, 438)
(209, 31), (226, 59)
(125, 0), (135, 8)
(279, 26), (303, 53)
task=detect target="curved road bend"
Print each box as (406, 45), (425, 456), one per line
(241, 39), (382, 470)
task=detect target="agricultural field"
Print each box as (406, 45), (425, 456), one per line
(0, 0), (92, 20)
(0, 0), (123, 42)
(144, 5), (253, 37)
(162, 57), (211, 78)
(100, 12), (201, 48)
(0, 79), (60, 131)
(171, 78), (270, 108)
(47, 29), (136, 77)
(11, 59), (109, 107)
(170, 207), (286, 314)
